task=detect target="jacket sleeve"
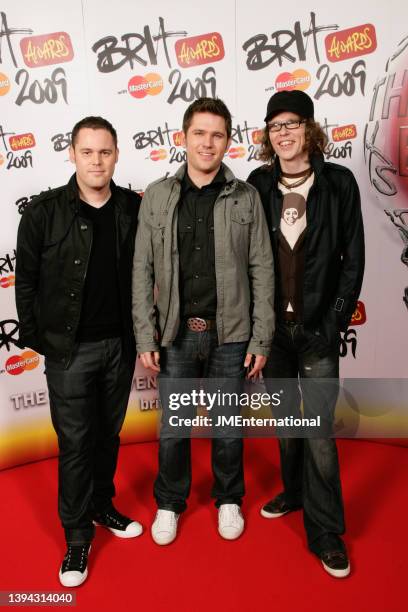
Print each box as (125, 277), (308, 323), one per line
(333, 171), (365, 330)
(246, 187), (276, 357)
(15, 204), (45, 353)
(132, 188), (159, 354)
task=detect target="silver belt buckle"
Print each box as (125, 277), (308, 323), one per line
(187, 317), (207, 332)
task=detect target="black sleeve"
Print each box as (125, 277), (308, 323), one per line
(15, 204), (45, 353)
(334, 171), (365, 330)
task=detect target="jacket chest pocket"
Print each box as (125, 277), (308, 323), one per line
(231, 208), (253, 225)
(230, 207), (253, 256)
(231, 208), (253, 238)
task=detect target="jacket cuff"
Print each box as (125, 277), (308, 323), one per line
(331, 297), (355, 331)
(246, 339), (271, 358)
(18, 333), (43, 354)
(136, 340), (160, 354)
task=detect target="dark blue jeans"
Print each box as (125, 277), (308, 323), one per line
(155, 326), (247, 513)
(45, 338), (134, 545)
(263, 321), (345, 555)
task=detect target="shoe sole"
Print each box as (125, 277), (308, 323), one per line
(260, 503), (302, 519)
(218, 528), (244, 540)
(93, 521), (143, 539)
(321, 560), (351, 578)
(151, 530), (177, 545)
(59, 567), (88, 588)
(260, 507), (290, 519)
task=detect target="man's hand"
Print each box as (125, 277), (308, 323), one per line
(244, 353), (267, 379)
(139, 351), (160, 372)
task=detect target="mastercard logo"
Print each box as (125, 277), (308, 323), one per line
(5, 350), (40, 376)
(0, 275), (15, 288)
(228, 146), (246, 159)
(0, 154), (4, 166)
(275, 69), (311, 92)
(0, 72), (11, 96)
(128, 73), (164, 99)
(150, 149), (167, 161)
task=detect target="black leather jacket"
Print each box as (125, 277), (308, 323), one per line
(15, 174), (140, 366)
(247, 154), (365, 341)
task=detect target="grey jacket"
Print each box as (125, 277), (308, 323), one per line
(132, 163), (275, 356)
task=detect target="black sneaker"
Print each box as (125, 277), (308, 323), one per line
(320, 549), (350, 578)
(260, 493), (302, 518)
(59, 544), (90, 588)
(93, 507), (143, 539)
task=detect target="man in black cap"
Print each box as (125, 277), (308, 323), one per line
(247, 90), (365, 577)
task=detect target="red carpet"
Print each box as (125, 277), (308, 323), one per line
(0, 439), (406, 611)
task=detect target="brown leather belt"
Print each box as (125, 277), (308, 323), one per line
(186, 317), (216, 332)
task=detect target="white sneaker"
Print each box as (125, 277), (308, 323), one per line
(218, 504), (244, 540)
(151, 509), (179, 545)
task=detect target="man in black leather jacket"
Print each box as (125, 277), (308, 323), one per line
(247, 91), (364, 578)
(15, 116), (142, 587)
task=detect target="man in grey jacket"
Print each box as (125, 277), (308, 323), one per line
(132, 98), (274, 545)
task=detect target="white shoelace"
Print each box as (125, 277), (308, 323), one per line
(155, 510), (178, 529)
(219, 504), (242, 526)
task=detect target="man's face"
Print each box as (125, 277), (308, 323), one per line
(182, 112), (231, 178)
(283, 207), (299, 225)
(69, 128), (118, 191)
(268, 111), (307, 166)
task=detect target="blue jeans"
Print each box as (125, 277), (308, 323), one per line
(263, 321), (345, 554)
(155, 326), (247, 513)
(45, 338), (134, 544)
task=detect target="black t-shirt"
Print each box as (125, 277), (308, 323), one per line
(76, 197), (122, 341)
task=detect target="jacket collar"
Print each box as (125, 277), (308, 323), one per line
(173, 162), (238, 196)
(67, 173), (126, 212)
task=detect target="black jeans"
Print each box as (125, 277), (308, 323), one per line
(155, 326), (247, 513)
(45, 338), (134, 545)
(263, 321), (345, 555)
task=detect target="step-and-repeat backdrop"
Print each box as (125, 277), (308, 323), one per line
(1, 0), (407, 469)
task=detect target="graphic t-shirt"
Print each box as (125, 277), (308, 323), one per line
(278, 173), (314, 312)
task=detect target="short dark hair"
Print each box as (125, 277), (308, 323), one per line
(71, 116), (118, 148)
(182, 98), (232, 138)
(259, 118), (328, 164)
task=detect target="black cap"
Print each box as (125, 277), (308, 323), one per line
(264, 90), (314, 122)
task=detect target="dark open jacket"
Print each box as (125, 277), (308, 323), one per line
(15, 174), (140, 366)
(247, 154), (365, 343)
